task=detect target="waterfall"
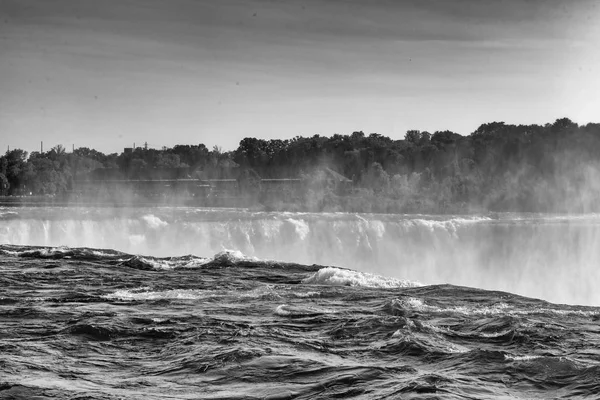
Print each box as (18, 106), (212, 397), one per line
(2, 207), (599, 305)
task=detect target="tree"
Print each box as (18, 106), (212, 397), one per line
(156, 153), (182, 169)
(419, 131), (431, 146)
(363, 162), (390, 193)
(0, 156), (7, 176)
(4, 149), (28, 194)
(471, 121), (506, 137)
(551, 117), (578, 133)
(51, 144), (66, 156)
(0, 173), (9, 195)
(129, 159), (148, 179)
(28, 157), (66, 195)
(431, 130), (460, 148)
(405, 130), (422, 145)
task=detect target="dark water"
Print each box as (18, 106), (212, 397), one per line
(2, 245), (600, 399)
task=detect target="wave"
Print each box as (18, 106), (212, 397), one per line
(504, 354), (544, 362)
(274, 304), (336, 317)
(303, 267), (421, 288)
(0, 244), (269, 270)
(384, 296), (600, 318)
(104, 285), (288, 302)
(104, 288), (215, 301)
(0, 244), (126, 260)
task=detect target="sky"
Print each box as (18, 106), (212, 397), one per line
(1, 0), (599, 155)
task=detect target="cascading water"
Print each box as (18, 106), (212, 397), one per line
(1, 207), (599, 305)
(3, 206), (600, 399)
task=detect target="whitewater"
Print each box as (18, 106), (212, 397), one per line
(1, 206), (600, 399)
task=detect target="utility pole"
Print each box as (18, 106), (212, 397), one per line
(41, 141), (43, 153)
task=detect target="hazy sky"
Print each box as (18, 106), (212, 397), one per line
(1, 0), (599, 154)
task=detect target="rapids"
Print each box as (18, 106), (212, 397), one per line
(1, 207), (599, 305)
(1, 243), (599, 399)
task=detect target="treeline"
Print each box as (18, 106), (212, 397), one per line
(1, 118), (600, 212)
(0, 144), (236, 195)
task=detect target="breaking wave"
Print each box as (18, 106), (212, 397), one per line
(302, 266), (421, 288)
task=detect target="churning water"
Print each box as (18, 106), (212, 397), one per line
(1, 207), (600, 399)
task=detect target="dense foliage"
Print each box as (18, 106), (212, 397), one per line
(2, 118), (600, 213)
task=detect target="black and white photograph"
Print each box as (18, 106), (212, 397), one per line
(1, 0), (600, 398)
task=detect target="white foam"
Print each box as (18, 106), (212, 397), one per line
(504, 354), (543, 362)
(274, 304), (335, 316)
(449, 216), (493, 224)
(141, 256), (210, 270)
(0, 249), (21, 256)
(396, 298), (514, 315)
(539, 308), (600, 317)
(15, 246), (72, 257)
(302, 267), (421, 289)
(419, 321), (454, 335)
(394, 298), (600, 318)
(141, 214), (167, 229)
(408, 216), (491, 236)
(211, 249), (259, 264)
(285, 218), (310, 240)
(121, 250), (261, 271)
(90, 250), (119, 257)
(389, 297), (430, 310)
(291, 291), (321, 298)
(105, 285), (281, 301)
(133, 256), (172, 270)
(104, 288), (211, 300)
(274, 304), (292, 316)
